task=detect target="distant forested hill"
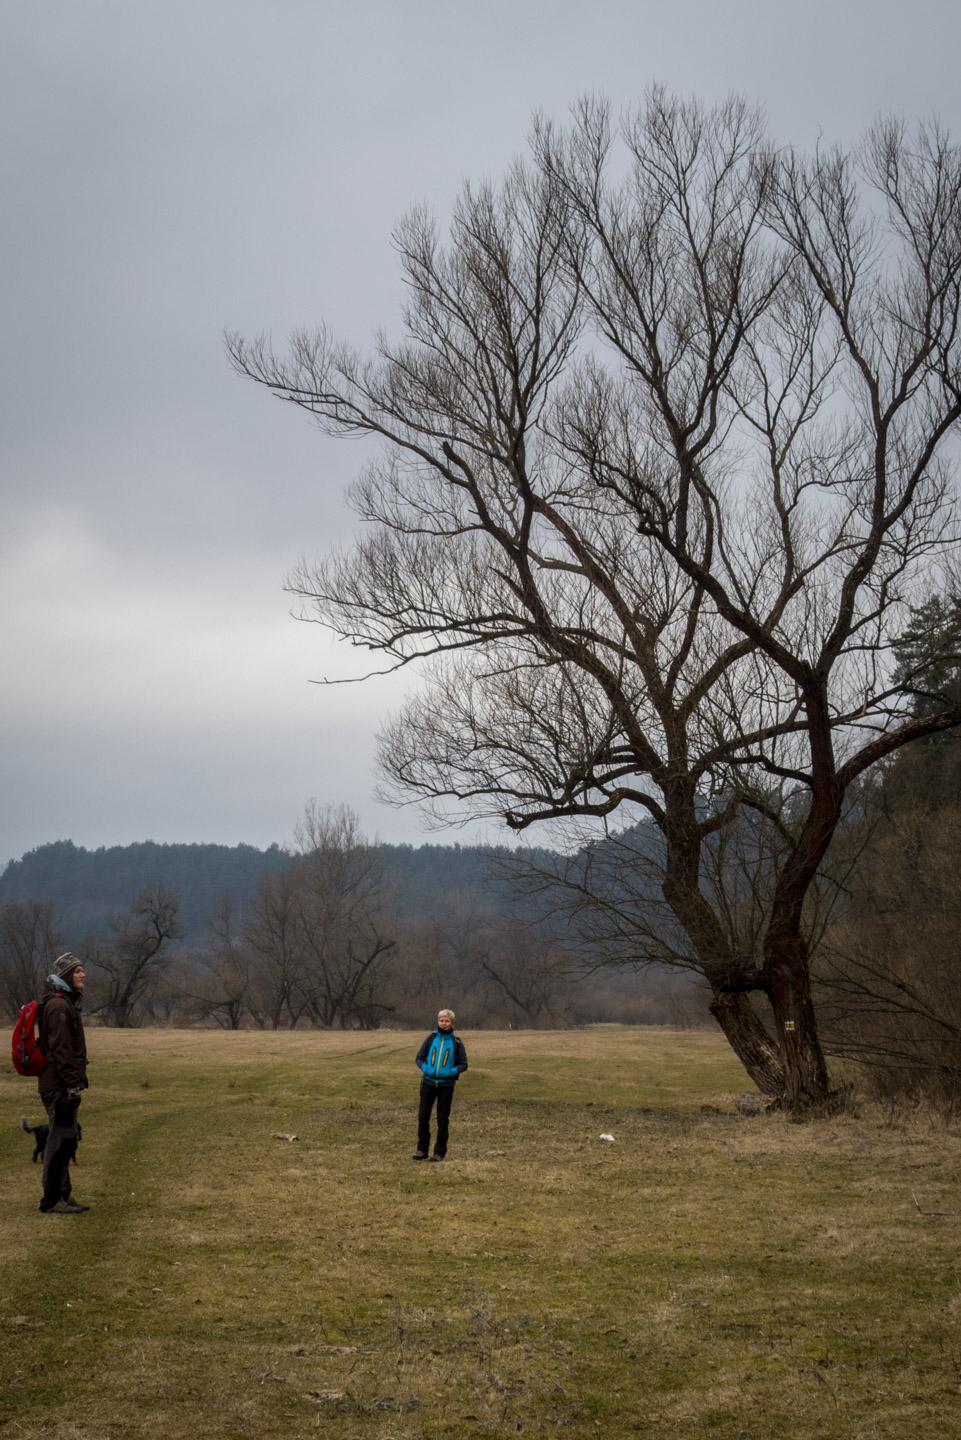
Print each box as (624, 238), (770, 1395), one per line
(0, 837), (557, 943)
(0, 839), (289, 940)
(382, 842), (558, 923)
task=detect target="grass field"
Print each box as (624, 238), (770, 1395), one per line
(2, 1026), (960, 1439)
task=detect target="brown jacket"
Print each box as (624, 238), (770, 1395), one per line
(38, 979), (88, 1095)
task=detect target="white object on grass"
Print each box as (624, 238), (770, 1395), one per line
(599, 1133), (615, 1142)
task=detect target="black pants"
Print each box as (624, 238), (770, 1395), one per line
(418, 1082), (454, 1157)
(40, 1091), (80, 1210)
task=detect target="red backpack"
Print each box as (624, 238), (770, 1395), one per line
(11, 998), (48, 1076)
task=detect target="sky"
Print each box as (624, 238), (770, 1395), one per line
(2, 0), (960, 867)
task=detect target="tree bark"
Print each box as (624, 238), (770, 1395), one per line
(709, 990), (786, 1097)
(765, 944), (832, 1111)
(760, 720), (838, 1110)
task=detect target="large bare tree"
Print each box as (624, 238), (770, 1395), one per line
(230, 93), (961, 1109)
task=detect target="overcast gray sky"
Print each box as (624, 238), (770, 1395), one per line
(2, 0), (959, 866)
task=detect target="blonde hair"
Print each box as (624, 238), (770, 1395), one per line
(438, 1008), (455, 1023)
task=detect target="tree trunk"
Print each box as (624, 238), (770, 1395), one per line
(755, 696), (837, 1112)
(766, 950), (831, 1111)
(709, 990), (786, 1096)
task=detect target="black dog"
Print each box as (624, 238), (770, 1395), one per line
(20, 1115), (82, 1163)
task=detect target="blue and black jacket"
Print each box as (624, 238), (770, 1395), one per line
(416, 1029), (468, 1087)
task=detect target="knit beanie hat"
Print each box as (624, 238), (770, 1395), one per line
(52, 953), (81, 981)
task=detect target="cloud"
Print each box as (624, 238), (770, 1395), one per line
(2, 0), (959, 864)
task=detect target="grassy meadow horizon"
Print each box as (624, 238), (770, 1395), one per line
(2, 1025), (959, 1438)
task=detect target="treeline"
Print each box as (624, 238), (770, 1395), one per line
(0, 807), (702, 1033)
(0, 838), (286, 939)
(0, 835), (559, 941)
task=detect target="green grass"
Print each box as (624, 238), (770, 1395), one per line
(2, 1026), (960, 1438)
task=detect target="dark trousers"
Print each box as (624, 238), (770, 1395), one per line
(418, 1081), (454, 1157)
(40, 1091), (80, 1210)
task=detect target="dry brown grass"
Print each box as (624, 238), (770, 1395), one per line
(2, 1026), (960, 1438)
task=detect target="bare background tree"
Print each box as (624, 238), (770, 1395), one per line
(811, 590), (961, 1096)
(184, 893), (258, 1030)
(478, 913), (577, 1027)
(239, 804), (398, 1030)
(817, 792), (961, 1094)
(231, 91), (961, 1110)
(287, 802), (397, 1029)
(243, 865), (306, 1028)
(0, 901), (63, 1020)
(82, 884), (183, 1028)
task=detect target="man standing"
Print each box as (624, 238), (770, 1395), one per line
(413, 1008), (467, 1162)
(37, 953), (90, 1214)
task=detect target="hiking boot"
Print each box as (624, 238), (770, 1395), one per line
(60, 1197), (90, 1212)
(411, 1151), (428, 1160)
(428, 1153), (445, 1162)
(40, 1199), (87, 1214)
